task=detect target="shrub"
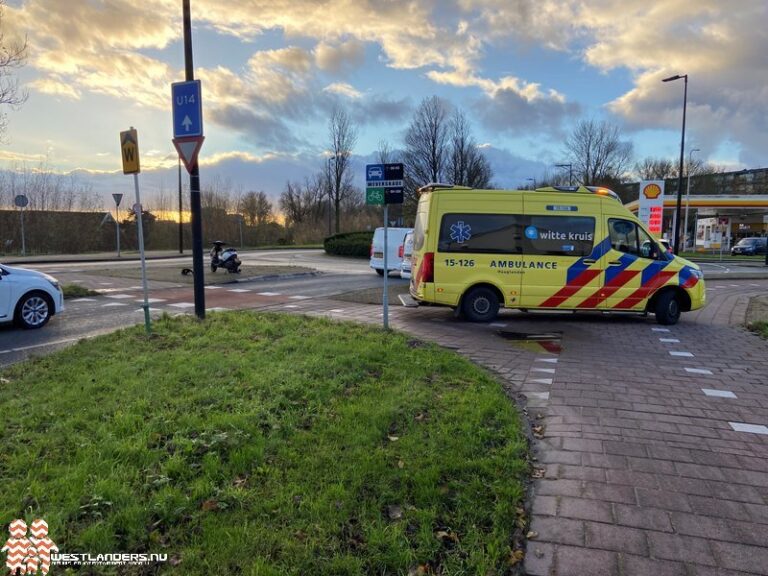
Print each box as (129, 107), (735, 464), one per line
(323, 231), (373, 258)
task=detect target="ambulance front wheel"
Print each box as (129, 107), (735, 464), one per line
(462, 286), (499, 322)
(654, 291), (681, 325)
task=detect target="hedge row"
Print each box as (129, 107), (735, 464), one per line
(323, 231), (374, 258)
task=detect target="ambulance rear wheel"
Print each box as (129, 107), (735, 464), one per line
(655, 291), (681, 325)
(462, 287), (499, 322)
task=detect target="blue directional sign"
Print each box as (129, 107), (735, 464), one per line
(172, 80), (203, 138)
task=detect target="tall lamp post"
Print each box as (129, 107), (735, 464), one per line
(662, 73), (688, 254)
(555, 163), (573, 185)
(683, 148), (700, 251)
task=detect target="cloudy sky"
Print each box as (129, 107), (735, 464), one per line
(1, 0), (766, 209)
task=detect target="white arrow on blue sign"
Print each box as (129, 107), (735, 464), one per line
(172, 80), (203, 138)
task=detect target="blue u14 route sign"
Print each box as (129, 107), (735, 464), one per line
(172, 80), (203, 138)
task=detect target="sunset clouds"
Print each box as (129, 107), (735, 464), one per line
(0, 0), (765, 195)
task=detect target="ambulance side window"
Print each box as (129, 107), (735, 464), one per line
(438, 214), (522, 253)
(608, 219), (640, 256)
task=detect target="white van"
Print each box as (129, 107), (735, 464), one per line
(400, 231), (415, 279)
(369, 227), (413, 276)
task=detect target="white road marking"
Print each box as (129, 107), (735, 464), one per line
(749, 283), (762, 287)
(98, 282), (113, 286)
(208, 307), (230, 311)
(528, 392), (550, 400)
(106, 294), (133, 299)
(71, 298), (97, 302)
(4, 336), (83, 353)
(284, 305), (299, 309)
(329, 309), (345, 313)
(490, 322), (508, 328)
(528, 378), (553, 385)
(686, 367), (713, 375)
(135, 298), (166, 303)
(102, 302), (127, 307)
(205, 286), (223, 290)
(670, 351), (694, 357)
(257, 292), (281, 296)
(729, 284), (740, 287)
(531, 367), (556, 374)
(169, 302), (196, 308)
(659, 338), (680, 343)
(227, 288), (251, 293)
(702, 389), (737, 398)
(134, 308), (164, 313)
(536, 357), (558, 363)
(290, 295), (311, 300)
(729, 422), (768, 435)
(652, 328), (671, 332)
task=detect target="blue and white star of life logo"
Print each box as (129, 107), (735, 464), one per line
(450, 221), (472, 243)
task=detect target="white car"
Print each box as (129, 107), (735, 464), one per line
(400, 231), (414, 279)
(0, 264), (64, 329)
(369, 227), (413, 276)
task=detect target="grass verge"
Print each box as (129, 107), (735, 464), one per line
(0, 313), (528, 575)
(61, 283), (100, 299)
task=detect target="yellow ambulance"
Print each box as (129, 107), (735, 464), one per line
(409, 184), (705, 325)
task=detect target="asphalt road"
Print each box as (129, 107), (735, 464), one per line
(1, 249), (766, 367)
(0, 252), (408, 366)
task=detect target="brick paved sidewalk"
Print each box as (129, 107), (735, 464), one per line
(251, 282), (768, 576)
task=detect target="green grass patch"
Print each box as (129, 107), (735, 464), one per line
(61, 284), (100, 299)
(749, 321), (768, 338)
(0, 313), (528, 574)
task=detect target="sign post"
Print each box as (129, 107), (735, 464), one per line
(13, 194), (28, 256)
(174, 0), (205, 319)
(120, 127), (151, 335)
(112, 193), (123, 257)
(366, 163), (404, 330)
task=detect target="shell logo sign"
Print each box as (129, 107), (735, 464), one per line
(643, 183), (662, 199)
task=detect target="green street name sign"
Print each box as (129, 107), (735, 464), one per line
(366, 187), (385, 205)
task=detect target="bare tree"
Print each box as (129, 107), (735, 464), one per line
(0, 0), (27, 139)
(376, 139), (396, 165)
(328, 106), (358, 234)
(634, 157), (675, 180)
(279, 176), (324, 226)
(447, 110), (493, 188)
(403, 96), (450, 191)
(564, 119), (634, 186)
(239, 191), (272, 226)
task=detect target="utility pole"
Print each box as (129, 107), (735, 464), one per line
(183, 0), (205, 318)
(178, 157), (183, 253)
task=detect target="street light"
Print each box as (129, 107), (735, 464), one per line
(662, 73), (688, 254)
(555, 163), (573, 185)
(683, 148), (700, 251)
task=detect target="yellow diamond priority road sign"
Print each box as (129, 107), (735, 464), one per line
(120, 128), (140, 174)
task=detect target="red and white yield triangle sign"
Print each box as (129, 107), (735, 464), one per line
(173, 136), (205, 173)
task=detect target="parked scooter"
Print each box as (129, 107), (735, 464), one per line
(210, 241), (241, 273)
